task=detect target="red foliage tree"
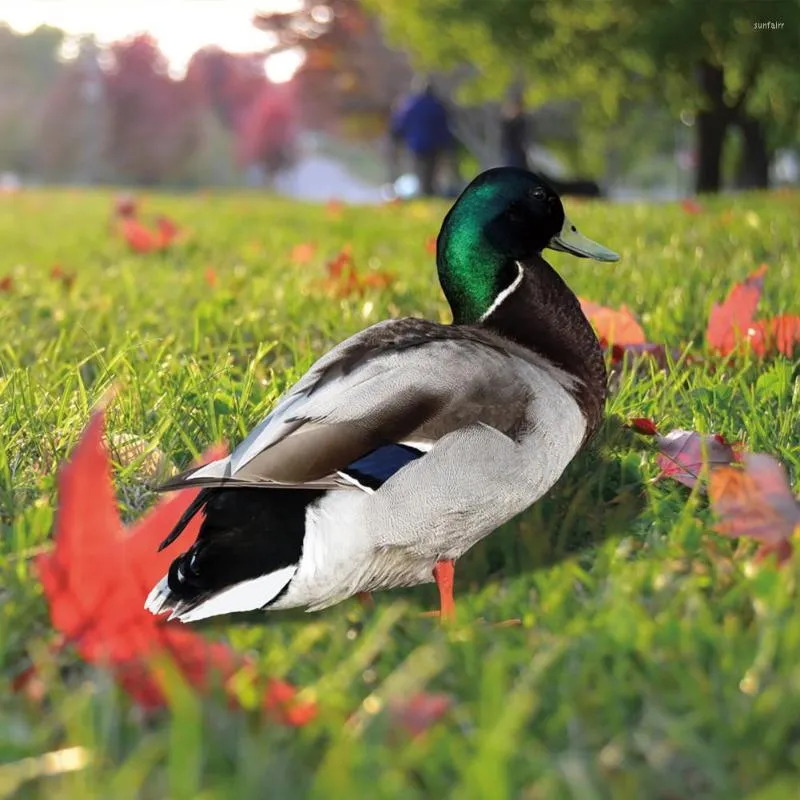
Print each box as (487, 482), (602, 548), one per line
(103, 35), (202, 185)
(253, 1), (412, 136)
(187, 48), (297, 177)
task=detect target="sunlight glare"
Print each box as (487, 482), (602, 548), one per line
(0, 0), (300, 79)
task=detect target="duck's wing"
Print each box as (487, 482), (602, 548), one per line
(159, 318), (539, 500)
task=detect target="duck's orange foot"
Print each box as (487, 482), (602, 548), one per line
(432, 560), (456, 623)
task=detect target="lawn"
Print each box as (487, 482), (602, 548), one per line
(1, 186), (799, 799)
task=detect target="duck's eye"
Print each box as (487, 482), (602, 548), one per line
(532, 188), (547, 201)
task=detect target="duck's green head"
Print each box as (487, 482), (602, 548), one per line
(436, 167), (618, 324)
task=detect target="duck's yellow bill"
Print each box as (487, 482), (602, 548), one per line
(549, 216), (619, 262)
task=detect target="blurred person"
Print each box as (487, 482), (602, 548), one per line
(500, 95), (529, 169)
(389, 77), (455, 197)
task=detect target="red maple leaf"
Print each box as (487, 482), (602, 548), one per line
(119, 218), (162, 253)
(681, 198), (703, 214)
(750, 314), (800, 358)
(155, 215), (180, 247)
(710, 453), (800, 565)
(34, 409), (316, 723)
(707, 265), (767, 355)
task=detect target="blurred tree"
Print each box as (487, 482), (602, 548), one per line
(37, 38), (106, 182)
(103, 35), (202, 185)
(187, 49), (298, 181)
(0, 24), (64, 175)
(368, 0), (800, 192)
(236, 83), (298, 182)
(253, 1), (411, 136)
(186, 48), (266, 131)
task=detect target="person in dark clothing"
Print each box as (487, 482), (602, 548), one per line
(500, 98), (529, 169)
(390, 78), (455, 197)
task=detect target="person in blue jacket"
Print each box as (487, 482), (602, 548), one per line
(389, 77), (455, 197)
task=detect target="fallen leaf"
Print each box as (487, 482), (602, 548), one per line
(119, 218), (161, 254)
(204, 267), (218, 288)
(750, 315), (800, 358)
(50, 265), (76, 290)
(35, 409), (316, 723)
(609, 342), (682, 369)
(707, 265), (767, 356)
(290, 242), (317, 264)
(654, 429), (739, 489)
(316, 246), (393, 299)
(0, 275), (13, 292)
(425, 236), (437, 255)
(681, 198), (703, 214)
(155, 215), (180, 247)
(325, 199), (344, 219)
(629, 417), (658, 436)
(579, 298), (646, 347)
(388, 692), (452, 738)
(710, 453), (800, 565)
(114, 194), (138, 219)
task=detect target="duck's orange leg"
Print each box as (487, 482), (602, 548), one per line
(433, 560), (455, 621)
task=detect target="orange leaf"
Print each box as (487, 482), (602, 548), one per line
(425, 236), (437, 255)
(579, 298), (646, 347)
(156, 215), (180, 247)
(325, 199), (344, 219)
(681, 198), (703, 214)
(120, 219), (161, 254)
(0, 275), (13, 292)
(710, 453), (800, 565)
(707, 265), (767, 355)
(35, 409), (315, 723)
(290, 242), (317, 264)
(204, 267), (218, 288)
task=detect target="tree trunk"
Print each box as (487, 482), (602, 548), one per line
(694, 61), (728, 194)
(735, 115), (770, 189)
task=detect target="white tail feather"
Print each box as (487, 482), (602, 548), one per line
(170, 565), (298, 623)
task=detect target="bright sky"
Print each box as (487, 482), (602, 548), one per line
(0, 0), (306, 81)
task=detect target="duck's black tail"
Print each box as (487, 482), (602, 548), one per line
(145, 487), (324, 622)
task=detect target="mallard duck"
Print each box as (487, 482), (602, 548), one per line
(145, 167), (618, 624)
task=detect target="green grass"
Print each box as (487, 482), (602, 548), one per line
(1, 187), (799, 799)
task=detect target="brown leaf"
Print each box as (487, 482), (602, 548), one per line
(710, 453), (800, 565)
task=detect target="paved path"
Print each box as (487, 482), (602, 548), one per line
(272, 153), (385, 204)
